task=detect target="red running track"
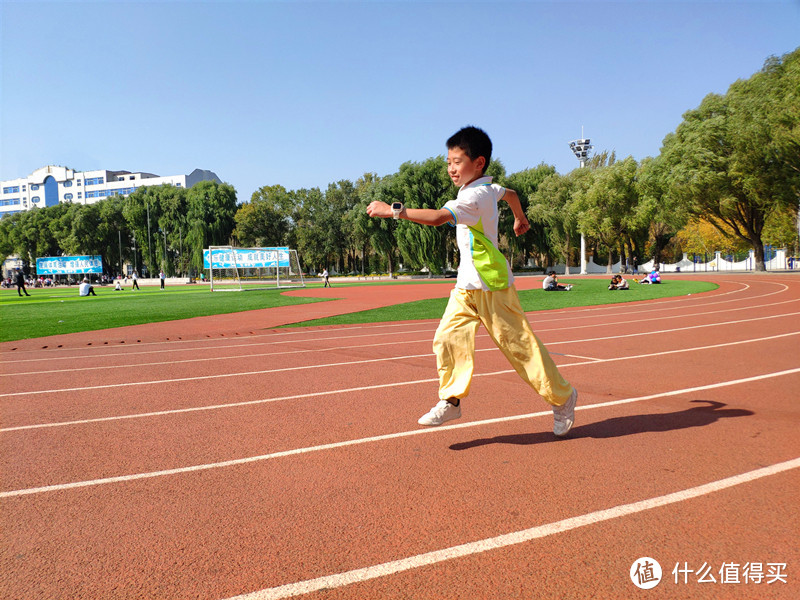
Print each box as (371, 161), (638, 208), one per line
(1, 274), (798, 599)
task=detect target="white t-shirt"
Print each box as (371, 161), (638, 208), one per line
(79, 282), (92, 296)
(442, 176), (513, 291)
(542, 275), (556, 290)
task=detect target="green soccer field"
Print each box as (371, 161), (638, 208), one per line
(281, 278), (718, 327)
(0, 278), (717, 342)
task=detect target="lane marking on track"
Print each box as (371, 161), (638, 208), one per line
(2, 337), (437, 377)
(1, 289), (797, 370)
(6, 294), (798, 376)
(2, 312), (798, 397)
(0, 278), (785, 363)
(0, 328), (439, 366)
(3, 331), (799, 431)
(221, 456), (800, 600)
(2, 367), (799, 497)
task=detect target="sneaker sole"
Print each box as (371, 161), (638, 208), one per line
(553, 390), (578, 437)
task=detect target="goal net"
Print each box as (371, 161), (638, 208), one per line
(204, 246), (306, 291)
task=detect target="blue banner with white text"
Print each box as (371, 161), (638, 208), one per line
(203, 248), (290, 269)
(36, 255), (103, 275)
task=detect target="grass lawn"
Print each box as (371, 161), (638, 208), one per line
(282, 278), (718, 327)
(0, 278), (717, 342)
(0, 283), (328, 342)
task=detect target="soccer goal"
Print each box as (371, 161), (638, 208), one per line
(204, 246), (306, 291)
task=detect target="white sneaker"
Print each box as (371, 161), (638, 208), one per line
(418, 400), (461, 426)
(553, 388), (578, 436)
(566, 285), (573, 290)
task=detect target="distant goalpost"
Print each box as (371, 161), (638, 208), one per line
(204, 246), (305, 291)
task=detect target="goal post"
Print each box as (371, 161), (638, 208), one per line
(204, 246), (305, 291)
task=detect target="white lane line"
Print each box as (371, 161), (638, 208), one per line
(2, 367), (798, 497)
(4, 296), (798, 376)
(0, 328), (438, 366)
(3, 331), (799, 431)
(0, 277), (791, 369)
(4, 337), (436, 377)
(222, 457), (800, 600)
(0, 277), (782, 364)
(2, 312), (797, 397)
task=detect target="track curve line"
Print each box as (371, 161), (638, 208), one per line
(221, 457), (800, 600)
(3, 367), (798, 498)
(2, 310), (797, 397)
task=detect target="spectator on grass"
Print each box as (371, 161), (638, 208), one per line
(609, 275), (629, 290)
(159, 270), (166, 290)
(639, 269), (661, 284)
(543, 270), (572, 291)
(79, 278), (97, 297)
(322, 268), (332, 288)
(132, 271), (140, 290)
(114, 279), (124, 291)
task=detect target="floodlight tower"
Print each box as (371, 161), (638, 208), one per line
(569, 129), (593, 275)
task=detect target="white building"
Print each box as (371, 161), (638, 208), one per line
(1, 165), (221, 217)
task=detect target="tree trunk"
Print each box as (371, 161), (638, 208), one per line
(751, 237), (766, 271)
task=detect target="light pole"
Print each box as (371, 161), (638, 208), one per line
(569, 132), (593, 275)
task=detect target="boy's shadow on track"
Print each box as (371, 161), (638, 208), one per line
(449, 400), (754, 451)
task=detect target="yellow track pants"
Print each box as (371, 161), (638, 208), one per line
(433, 286), (574, 406)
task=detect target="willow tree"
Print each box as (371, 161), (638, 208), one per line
(661, 48), (800, 271)
(391, 157), (455, 275)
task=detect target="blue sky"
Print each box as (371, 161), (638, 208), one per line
(1, 0), (798, 203)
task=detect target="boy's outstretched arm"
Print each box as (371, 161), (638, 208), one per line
(502, 189), (531, 237)
(366, 201), (453, 227)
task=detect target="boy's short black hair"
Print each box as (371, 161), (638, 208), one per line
(446, 126), (492, 174)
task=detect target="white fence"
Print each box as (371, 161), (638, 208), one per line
(550, 249), (797, 275)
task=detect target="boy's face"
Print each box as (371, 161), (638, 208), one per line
(447, 147), (485, 188)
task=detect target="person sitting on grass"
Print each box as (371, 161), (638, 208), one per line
(114, 279), (124, 291)
(543, 270), (572, 291)
(79, 278), (97, 297)
(639, 269), (661, 284)
(609, 274), (629, 290)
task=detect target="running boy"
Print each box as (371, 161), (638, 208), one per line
(366, 126), (578, 436)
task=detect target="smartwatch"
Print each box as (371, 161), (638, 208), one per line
(391, 202), (404, 220)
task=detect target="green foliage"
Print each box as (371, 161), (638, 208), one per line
(660, 47), (800, 270)
(391, 157), (456, 274)
(2, 47), (797, 278)
(504, 163), (555, 266)
(235, 184), (294, 248)
(528, 169), (583, 267)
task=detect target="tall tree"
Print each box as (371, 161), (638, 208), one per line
(505, 164), (556, 268)
(635, 156), (688, 266)
(391, 157), (455, 275)
(184, 181), (238, 273)
(661, 48), (800, 271)
(350, 174), (400, 274)
(234, 184), (294, 248)
(576, 157), (639, 272)
(292, 187), (328, 272)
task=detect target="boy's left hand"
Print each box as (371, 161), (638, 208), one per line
(513, 216), (530, 236)
(366, 201), (392, 218)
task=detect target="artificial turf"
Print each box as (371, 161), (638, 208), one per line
(0, 277), (717, 342)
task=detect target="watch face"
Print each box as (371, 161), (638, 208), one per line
(391, 203), (403, 210)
